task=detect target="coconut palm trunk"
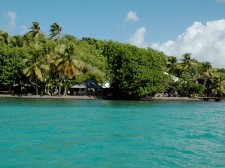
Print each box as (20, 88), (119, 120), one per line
(63, 86), (68, 96)
(34, 78), (38, 95)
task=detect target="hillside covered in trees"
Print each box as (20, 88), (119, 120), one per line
(1, 22), (225, 98)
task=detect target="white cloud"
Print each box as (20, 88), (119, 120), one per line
(151, 19), (225, 68)
(20, 25), (28, 35)
(215, 0), (225, 3)
(129, 27), (147, 48)
(4, 11), (17, 33)
(126, 11), (139, 22)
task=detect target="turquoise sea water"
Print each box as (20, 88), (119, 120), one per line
(0, 98), (225, 167)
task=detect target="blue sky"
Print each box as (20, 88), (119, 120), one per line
(1, 0), (225, 67)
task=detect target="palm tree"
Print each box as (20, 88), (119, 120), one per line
(181, 53), (194, 75)
(166, 56), (177, 75)
(55, 45), (82, 95)
(43, 44), (58, 95)
(183, 64), (200, 84)
(180, 53), (199, 77)
(49, 23), (62, 45)
(199, 61), (213, 86)
(211, 75), (225, 97)
(23, 50), (48, 94)
(198, 61), (215, 96)
(29, 22), (41, 47)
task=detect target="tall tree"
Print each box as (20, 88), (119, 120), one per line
(29, 22), (41, 47)
(43, 43), (57, 95)
(183, 64), (200, 84)
(198, 61), (215, 96)
(0, 47), (25, 92)
(104, 41), (167, 97)
(180, 53), (196, 76)
(199, 61), (213, 86)
(166, 56), (177, 75)
(55, 45), (82, 95)
(23, 50), (48, 94)
(49, 23), (62, 45)
(212, 75), (225, 97)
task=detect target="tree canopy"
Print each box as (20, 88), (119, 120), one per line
(103, 41), (168, 97)
(0, 22), (225, 98)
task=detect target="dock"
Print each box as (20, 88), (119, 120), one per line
(198, 97), (222, 102)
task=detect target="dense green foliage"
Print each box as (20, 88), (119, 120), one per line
(0, 26), (108, 95)
(166, 54), (225, 97)
(1, 22), (225, 98)
(0, 46), (25, 90)
(104, 41), (168, 96)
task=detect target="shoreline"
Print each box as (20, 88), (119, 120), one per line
(0, 94), (204, 101)
(0, 94), (98, 100)
(151, 96), (201, 101)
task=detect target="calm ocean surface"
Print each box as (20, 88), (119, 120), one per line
(0, 98), (225, 167)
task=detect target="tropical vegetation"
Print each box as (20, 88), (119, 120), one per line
(1, 22), (225, 98)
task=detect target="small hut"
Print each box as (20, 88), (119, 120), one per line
(70, 79), (102, 96)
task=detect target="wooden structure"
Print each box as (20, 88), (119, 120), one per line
(198, 97), (222, 102)
(70, 79), (102, 96)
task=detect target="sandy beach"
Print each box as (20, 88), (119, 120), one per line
(0, 94), (98, 100)
(0, 94), (203, 101)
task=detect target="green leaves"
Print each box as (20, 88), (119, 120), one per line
(104, 42), (167, 97)
(29, 22), (41, 47)
(49, 23), (62, 45)
(2, 22), (225, 98)
(0, 47), (25, 89)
